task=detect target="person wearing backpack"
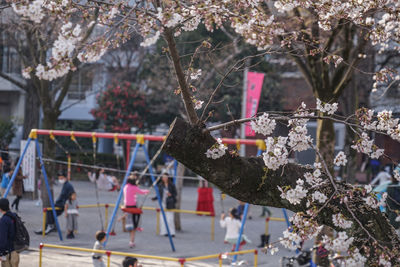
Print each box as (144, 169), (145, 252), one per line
(0, 198), (19, 267)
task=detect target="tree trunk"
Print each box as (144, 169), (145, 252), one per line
(23, 86), (40, 139)
(343, 83), (358, 184)
(315, 117), (336, 266)
(174, 163), (185, 231)
(163, 118), (400, 264)
(40, 112), (58, 208)
(316, 117), (335, 168)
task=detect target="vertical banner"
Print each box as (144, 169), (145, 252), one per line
(245, 72), (265, 136)
(20, 140), (36, 192)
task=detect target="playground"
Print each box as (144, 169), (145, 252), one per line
(16, 181), (298, 266)
(2, 130), (304, 266)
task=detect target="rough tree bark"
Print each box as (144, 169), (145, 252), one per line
(40, 112), (59, 208)
(22, 85), (40, 139)
(174, 162), (185, 231)
(164, 118), (400, 263)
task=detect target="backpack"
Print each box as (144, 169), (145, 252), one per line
(5, 213), (30, 253)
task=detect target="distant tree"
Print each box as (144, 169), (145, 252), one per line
(91, 81), (148, 133)
(0, 120), (16, 148)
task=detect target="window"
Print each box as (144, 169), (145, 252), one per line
(67, 65), (95, 100)
(2, 46), (21, 74)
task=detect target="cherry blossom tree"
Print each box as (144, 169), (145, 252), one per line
(6, 0), (400, 265)
(0, 3), (99, 207)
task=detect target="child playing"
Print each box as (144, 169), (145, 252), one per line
(123, 172), (149, 248)
(92, 231), (106, 267)
(0, 167), (11, 197)
(220, 208), (251, 251)
(65, 191), (78, 239)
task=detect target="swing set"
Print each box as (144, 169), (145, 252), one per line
(3, 128), (291, 255)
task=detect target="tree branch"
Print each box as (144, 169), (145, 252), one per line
(0, 72), (27, 91)
(164, 27), (199, 125)
(164, 118), (400, 263)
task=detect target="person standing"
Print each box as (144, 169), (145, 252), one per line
(155, 172), (177, 237)
(34, 172), (75, 235)
(11, 169), (26, 212)
(65, 192), (79, 239)
(0, 198), (19, 267)
(123, 172), (149, 248)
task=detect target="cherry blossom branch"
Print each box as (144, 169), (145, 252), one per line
(204, 113), (359, 133)
(164, 27), (199, 125)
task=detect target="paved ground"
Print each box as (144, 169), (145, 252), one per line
(8, 180), (305, 266)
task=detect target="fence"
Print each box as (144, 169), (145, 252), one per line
(41, 204), (215, 240)
(38, 243), (258, 267)
(264, 217), (287, 236)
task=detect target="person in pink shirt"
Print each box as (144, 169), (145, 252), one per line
(123, 172), (149, 248)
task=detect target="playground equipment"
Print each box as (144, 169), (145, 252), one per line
(38, 243), (259, 267)
(41, 204), (216, 240)
(4, 128), (290, 253)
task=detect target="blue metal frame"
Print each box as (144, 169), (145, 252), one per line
(104, 142), (176, 252)
(173, 159), (178, 185)
(35, 139), (63, 241)
(142, 145), (176, 252)
(232, 203), (249, 263)
(231, 148), (263, 263)
(3, 138), (32, 197)
(4, 137), (63, 241)
(104, 143), (140, 245)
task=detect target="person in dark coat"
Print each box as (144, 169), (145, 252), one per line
(34, 171), (75, 235)
(154, 172), (177, 236)
(0, 198), (19, 266)
(11, 168), (26, 212)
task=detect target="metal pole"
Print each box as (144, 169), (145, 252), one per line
(42, 209), (47, 238)
(282, 208), (291, 228)
(104, 143), (140, 246)
(265, 217), (270, 236)
(105, 204), (109, 230)
(254, 250), (258, 266)
(35, 139), (63, 241)
(173, 160), (178, 185)
(4, 138), (32, 197)
(126, 140), (131, 170)
(39, 244), (43, 267)
(211, 216), (215, 241)
(156, 210), (160, 235)
(142, 145), (176, 252)
(232, 203), (250, 263)
(240, 65), (249, 157)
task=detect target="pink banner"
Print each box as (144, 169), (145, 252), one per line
(245, 71), (265, 136)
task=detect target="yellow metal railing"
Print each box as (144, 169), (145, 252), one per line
(38, 243), (258, 267)
(264, 217), (287, 236)
(41, 204), (215, 240)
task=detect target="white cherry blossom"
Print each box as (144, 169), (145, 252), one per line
(334, 151), (347, 167)
(316, 98), (338, 115)
(332, 213), (353, 229)
(262, 137), (288, 170)
(250, 113), (276, 136)
(312, 191), (327, 204)
(205, 138), (227, 159)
